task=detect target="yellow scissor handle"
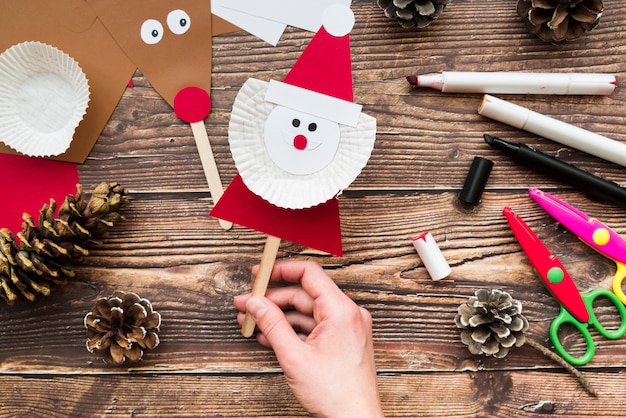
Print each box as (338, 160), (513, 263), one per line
(611, 262), (626, 306)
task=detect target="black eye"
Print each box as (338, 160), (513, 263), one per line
(292, 119), (301, 128)
(308, 123), (317, 132)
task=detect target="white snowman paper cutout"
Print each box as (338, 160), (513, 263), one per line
(227, 4), (376, 210)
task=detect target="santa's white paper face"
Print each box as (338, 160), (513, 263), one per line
(263, 106), (340, 176)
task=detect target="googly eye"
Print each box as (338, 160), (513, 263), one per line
(167, 9), (191, 35)
(140, 19), (164, 44)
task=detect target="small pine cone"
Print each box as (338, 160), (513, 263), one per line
(0, 182), (129, 305)
(455, 289), (529, 358)
(517, 0), (603, 43)
(377, 0), (450, 28)
(85, 291), (161, 365)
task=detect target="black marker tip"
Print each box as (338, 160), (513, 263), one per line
(483, 134), (496, 144)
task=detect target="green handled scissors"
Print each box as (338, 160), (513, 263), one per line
(504, 207), (626, 366)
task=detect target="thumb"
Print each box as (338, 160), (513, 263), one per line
(246, 297), (302, 350)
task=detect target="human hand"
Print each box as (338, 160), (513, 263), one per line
(234, 260), (384, 418)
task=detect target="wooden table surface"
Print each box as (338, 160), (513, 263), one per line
(2, 1), (626, 416)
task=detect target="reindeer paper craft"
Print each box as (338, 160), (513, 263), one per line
(211, 4), (377, 336)
(86, 0), (240, 230)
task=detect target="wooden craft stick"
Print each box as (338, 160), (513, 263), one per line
(190, 121), (233, 231)
(241, 235), (281, 337)
(174, 86), (232, 231)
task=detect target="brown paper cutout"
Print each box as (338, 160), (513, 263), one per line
(0, 0), (240, 163)
(86, 0), (239, 106)
(0, 0), (137, 162)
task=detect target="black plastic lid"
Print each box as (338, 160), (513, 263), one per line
(459, 156), (494, 205)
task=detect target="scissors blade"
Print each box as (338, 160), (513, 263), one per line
(530, 188), (626, 265)
(503, 207), (590, 323)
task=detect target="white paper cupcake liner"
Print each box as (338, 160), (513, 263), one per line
(0, 41), (90, 157)
(229, 78), (376, 209)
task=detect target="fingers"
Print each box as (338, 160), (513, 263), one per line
(249, 260), (357, 323)
(234, 286), (315, 316)
(244, 296), (303, 352)
(255, 260), (346, 302)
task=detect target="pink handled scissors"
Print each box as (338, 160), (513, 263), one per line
(529, 188), (626, 304)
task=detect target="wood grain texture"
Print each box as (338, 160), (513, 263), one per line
(2, 1), (626, 416)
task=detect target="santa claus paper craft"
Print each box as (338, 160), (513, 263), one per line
(210, 4), (376, 336)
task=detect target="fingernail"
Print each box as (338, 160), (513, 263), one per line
(246, 297), (268, 321)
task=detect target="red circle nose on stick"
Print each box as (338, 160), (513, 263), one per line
(174, 86), (211, 123)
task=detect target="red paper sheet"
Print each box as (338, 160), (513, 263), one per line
(210, 175), (343, 256)
(0, 155), (79, 236)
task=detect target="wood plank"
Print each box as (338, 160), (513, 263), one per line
(0, 370), (622, 417)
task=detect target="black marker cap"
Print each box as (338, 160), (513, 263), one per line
(460, 156), (494, 205)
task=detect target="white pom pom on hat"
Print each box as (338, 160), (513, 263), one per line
(322, 3), (355, 37)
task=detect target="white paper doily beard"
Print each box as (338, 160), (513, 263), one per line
(229, 78), (376, 210)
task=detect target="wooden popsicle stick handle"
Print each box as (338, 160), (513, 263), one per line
(190, 121), (233, 230)
(241, 235), (281, 337)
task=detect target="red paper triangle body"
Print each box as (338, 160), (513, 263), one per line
(0, 154), (79, 236)
(210, 175), (343, 256)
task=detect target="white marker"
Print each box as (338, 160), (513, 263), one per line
(407, 72), (616, 95)
(478, 94), (626, 167)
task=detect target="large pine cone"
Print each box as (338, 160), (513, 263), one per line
(517, 0), (603, 42)
(377, 0), (450, 28)
(85, 291), (161, 365)
(0, 182), (129, 305)
(455, 289), (529, 358)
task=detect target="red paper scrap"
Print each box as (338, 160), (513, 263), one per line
(210, 175), (343, 256)
(0, 154), (79, 236)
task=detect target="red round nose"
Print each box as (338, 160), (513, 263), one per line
(293, 134), (308, 150)
(174, 86), (211, 123)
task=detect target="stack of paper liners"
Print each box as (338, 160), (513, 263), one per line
(0, 41), (90, 157)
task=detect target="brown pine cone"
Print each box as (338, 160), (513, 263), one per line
(517, 0), (603, 42)
(85, 291), (161, 365)
(0, 182), (129, 305)
(377, 0), (450, 28)
(455, 289), (529, 358)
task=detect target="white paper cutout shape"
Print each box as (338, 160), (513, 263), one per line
(263, 105), (341, 176)
(212, 0), (286, 46)
(220, 0), (351, 39)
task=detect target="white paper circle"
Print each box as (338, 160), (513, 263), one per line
(263, 105), (341, 176)
(229, 78), (376, 209)
(322, 4), (355, 37)
(0, 41), (90, 157)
